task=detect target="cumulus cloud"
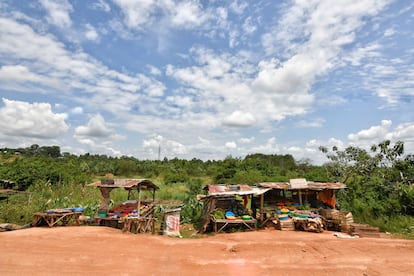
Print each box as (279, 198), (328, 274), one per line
(0, 98), (68, 138)
(348, 120), (392, 142)
(304, 121), (414, 165)
(74, 114), (112, 138)
(73, 114), (125, 155)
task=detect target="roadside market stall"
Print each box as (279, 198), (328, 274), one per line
(89, 178), (159, 234)
(32, 208), (84, 227)
(200, 184), (269, 233)
(257, 179), (349, 232)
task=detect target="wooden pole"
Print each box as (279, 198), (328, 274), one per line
(137, 185), (141, 218)
(260, 193), (264, 224)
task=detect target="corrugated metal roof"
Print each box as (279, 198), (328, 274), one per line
(89, 179), (159, 190)
(257, 181), (346, 190)
(206, 184), (270, 196)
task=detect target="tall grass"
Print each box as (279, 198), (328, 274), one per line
(354, 214), (414, 240)
(0, 177), (207, 226)
(0, 181), (102, 224)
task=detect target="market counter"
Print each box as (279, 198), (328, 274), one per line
(32, 211), (82, 227)
(211, 216), (257, 233)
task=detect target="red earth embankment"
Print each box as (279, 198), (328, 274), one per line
(1, 226), (413, 275)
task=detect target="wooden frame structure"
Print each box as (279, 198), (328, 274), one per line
(200, 185), (268, 233)
(89, 179), (159, 234)
(256, 180), (346, 225)
(32, 211), (82, 227)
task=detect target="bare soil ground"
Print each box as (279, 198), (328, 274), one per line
(1, 226), (413, 276)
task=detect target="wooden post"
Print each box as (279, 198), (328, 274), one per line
(298, 190), (303, 206)
(99, 187), (112, 211)
(137, 184), (141, 218)
(260, 193), (264, 224)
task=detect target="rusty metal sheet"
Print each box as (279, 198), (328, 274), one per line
(88, 179), (159, 190)
(257, 181), (346, 190)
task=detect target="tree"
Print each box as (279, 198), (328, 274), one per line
(320, 140), (413, 217)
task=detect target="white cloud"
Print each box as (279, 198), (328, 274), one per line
(383, 28), (395, 37)
(0, 17), (165, 115)
(249, 137), (280, 154)
(84, 23), (99, 41)
(91, 0), (111, 12)
(70, 106), (83, 115)
(73, 114), (125, 155)
(112, 0), (223, 31)
(343, 43), (382, 66)
(142, 134), (187, 157)
(0, 98), (68, 138)
(229, 1), (248, 15)
(225, 141), (237, 149)
(239, 137), (255, 144)
(40, 0), (73, 28)
(296, 118), (325, 128)
(348, 120), (392, 142)
(223, 111), (256, 127)
(112, 0), (157, 29)
(164, 0), (206, 28)
(147, 65), (162, 76)
(257, 0), (391, 117)
(390, 122), (414, 142)
(0, 65), (60, 90)
(74, 114), (112, 138)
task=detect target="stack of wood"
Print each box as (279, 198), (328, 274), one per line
(275, 218), (295, 231)
(319, 209), (353, 231)
(343, 223), (381, 238)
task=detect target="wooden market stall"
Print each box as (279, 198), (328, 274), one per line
(256, 179), (349, 232)
(200, 184), (269, 233)
(32, 209), (83, 227)
(89, 178), (159, 234)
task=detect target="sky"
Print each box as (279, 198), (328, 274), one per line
(0, 0), (413, 164)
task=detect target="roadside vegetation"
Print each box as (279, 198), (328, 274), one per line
(0, 140), (413, 239)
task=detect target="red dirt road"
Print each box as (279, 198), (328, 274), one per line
(1, 226), (413, 275)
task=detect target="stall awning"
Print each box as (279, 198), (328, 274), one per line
(88, 179), (159, 190)
(204, 184), (270, 197)
(257, 180), (346, 190)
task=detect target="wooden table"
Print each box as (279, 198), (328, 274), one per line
(211, 216), (257, 233)
(33, 212), (82, 227)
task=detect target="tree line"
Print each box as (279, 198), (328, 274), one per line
(1, 141), (413, 220)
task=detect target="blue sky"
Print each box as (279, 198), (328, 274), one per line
(0, 0), (413, 164)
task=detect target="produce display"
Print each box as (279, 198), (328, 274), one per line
(100, 201), (151, 219)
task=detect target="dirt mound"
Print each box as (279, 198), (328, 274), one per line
(1, 226), (413, 275)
